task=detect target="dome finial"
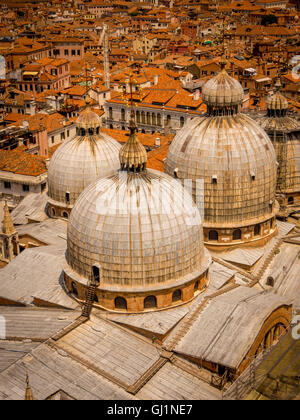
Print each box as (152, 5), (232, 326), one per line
(119, 112), (147, 172)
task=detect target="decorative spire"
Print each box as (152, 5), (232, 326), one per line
(25, 372), (34, 401)
(2, 201), (15, 235)
(119, 110), (147, 172)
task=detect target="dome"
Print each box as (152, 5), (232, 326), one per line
(201, 68), (244, 110)
(66, 170), (209, 288)
(165, 67), (278, 248)
(47, 107), (121, 218)
(64, 123), (211, 312)
(266, 92), (288, 112)
(76, 107), (102, 130)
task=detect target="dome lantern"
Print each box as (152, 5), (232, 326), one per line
(201, 62), (244, 116)
(267, 79), (288, 117)
(119, 111), (147, 173)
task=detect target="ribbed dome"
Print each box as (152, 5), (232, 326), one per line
(267, 92), (288, 112)
(48, 108), (121, 208)
(202, 69), (244, 109)
(165, 114), (277, 227)
(76, 107), (102, 130)
(67, 169), (210, 290)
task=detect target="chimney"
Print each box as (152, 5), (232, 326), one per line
(155, 137), (161, 147)
(153, 74), (159, 85)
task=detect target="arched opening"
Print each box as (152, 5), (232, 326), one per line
(233, 229), (242, 241)
(62, 211), (68, 219)
(209, 230), (219, 241)
(194, 280), (199, 292)
(288, 196), (294, 205)
(71, 282), (78, 297)
(172, 289), (182, 302)
(254, 224), (260, 236)
(92, 265), (100, 284)
(144, 295), (157, 309)
(115, 297), (127, 310)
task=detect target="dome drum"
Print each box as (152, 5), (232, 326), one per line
(63, 258), (210, 313)
(203, 215), (278, 249)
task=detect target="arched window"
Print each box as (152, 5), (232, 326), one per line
(65, 192), (70, 203)
(172, 289), (182, 302)
(115, 297), (127, 310)
(62, 211), (68, 219)
(209, 230), (219, 241)
(233, 229), (242, 241)
(194, 280), (199, 292)
(288, 196), (294, 205)
(71, 282), (78, 297)
(144, 295), (157, 309)
(51, 207), (56, 217)
(88, 127), (94, 135)
(180, 116), (185, 127)
(254, 224), (260, 236)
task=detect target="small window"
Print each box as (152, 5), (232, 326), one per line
(62, 211), (68, 219)
(172, 289), (182, 302)
(92, 265), (100, 284)
(71, 282), (78, 297)
(233, 229), (242, 241)
(144, 295), (157, 309)
(209, 230), (219, 241)
(4, 181), (11, 189)
(212, 175), (217, 184)
(115, 297), (127, 310)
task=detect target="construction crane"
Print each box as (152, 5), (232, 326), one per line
(98, 24), (110, 89)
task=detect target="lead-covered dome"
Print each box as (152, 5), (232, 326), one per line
(47, 105), (121, 219)
(202, 67), (244, 111)
(166, 68), (278, 248)
(64, 121), (211, 312)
